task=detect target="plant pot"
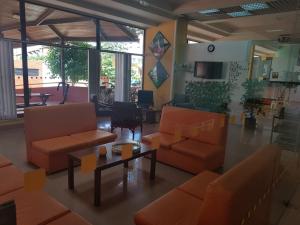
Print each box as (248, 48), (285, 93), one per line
(244, 117), (256, 129)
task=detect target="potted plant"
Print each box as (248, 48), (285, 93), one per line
(241, 79), (266, 129)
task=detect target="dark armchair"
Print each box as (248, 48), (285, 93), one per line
(110, 102), (143, 140)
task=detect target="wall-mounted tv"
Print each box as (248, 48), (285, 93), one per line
(194, 61), (224, 79)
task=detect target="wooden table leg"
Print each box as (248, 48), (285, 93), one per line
(94, 168), (101, 206)
(124, 161), (128, 168)
(68, 156), (74, 190)
(150, 151), (156, 180)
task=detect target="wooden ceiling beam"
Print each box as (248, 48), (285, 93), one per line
(189, 21), (230, 37)
(34, 8), (55, 25)
(115, 24), (138, 41)
(48, 25), (65, 40)
(111, 0), (176, 19)
(187, 31), (217, 42)
(41, 36), (133, 42)
(0, 17), (89, 32)
(29, 0), (159, 27)
(40, 17), (91, 26)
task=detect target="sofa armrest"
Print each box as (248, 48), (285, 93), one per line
(177, 170), (220, 200)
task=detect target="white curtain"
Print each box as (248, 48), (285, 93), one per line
(0, 39), (17, 120)
(115, 53), (125, 102)
(114, 53), (131, 102)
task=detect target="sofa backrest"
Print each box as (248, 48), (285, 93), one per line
(24, 103), (97, 144)
(159, 106), (228, 145)
(198, 144), (281, 225)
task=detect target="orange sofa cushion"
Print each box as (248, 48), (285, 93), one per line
(0, 155), (12, 168)
(46, 212), (91, 225)
(142, 132), (185, 148)
(172, 139), (223, 160)
(0, 189), (69, 225)
(70, 130), (117, 146)
(159, 106), (227, 145)
(0, 165), (24, 196)
(32, 136), (86, 155)
(24, 103), (97, 144)
(135, 189), (202, 225)
(178, 171), (220, 200)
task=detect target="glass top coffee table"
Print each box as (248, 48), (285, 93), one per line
(68, 140), (157, 206)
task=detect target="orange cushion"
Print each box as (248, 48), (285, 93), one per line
(178, 171), (220, 200)
(142, 132), (185, 148)
(135, 189), (202, 225)
(171, 139), (223, 160)
(24, 103), (97, 144)
(159, 106), (227, 145)
(46, 212), (91, 225)
(0, 165), (24, 196)
(32, 136), (86, 154)
(70, 129), (117, 146)
(0, 155), (12, 168)
(0, 189), (69, 225)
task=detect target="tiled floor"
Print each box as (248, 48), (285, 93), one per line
(0, 115), (299, 225)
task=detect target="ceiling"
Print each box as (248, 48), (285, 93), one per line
(1, 0), (300, 43)
(0, 0), (139, 43)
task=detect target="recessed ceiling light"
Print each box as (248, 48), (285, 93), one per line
(241, 2), (269, 11)
(198, 9), (220, 14)
(227, 11), (252, 17)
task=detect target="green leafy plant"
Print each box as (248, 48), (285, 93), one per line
(241, 79), (266, 128)
(185, 81), (232, 113)
(45, 42), (92, 84)
(241, 79), (266, 103)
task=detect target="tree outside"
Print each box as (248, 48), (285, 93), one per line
(44, 42), (92, 84)
(44, 39), (143, 88)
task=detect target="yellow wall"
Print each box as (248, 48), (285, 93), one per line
(143, 20), (176, 108)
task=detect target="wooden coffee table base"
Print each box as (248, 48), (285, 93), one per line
(68, 145), (157, 207)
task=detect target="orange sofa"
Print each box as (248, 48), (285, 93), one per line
(135, 144), (282, 225)
(24, 103), (117, 173)
(142, 106), (228, 174)
(0, 154), (91, 225)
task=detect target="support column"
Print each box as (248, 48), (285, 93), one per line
(88, 49), (100, 100)
(19, 0), (30, 107)
(95, 19), (101, 51)
(93, 19), (101, 101)
(60, 40), (66, 95)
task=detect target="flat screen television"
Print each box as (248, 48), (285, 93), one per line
(194, 61), (224, 79)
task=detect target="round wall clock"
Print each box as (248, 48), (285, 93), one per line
(207, 44), (215, 53)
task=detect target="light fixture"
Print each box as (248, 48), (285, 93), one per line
(227, 11), (252, 17)
(198, 9), (220, 14)
(241, 2), (269, 11)
(266, 29), (284, 33)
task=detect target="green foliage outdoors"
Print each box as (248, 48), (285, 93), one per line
(44, 42), (92, 84)
(44, 42), (132, 84)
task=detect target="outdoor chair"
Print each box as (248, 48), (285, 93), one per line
(111, 102), (143, 140)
